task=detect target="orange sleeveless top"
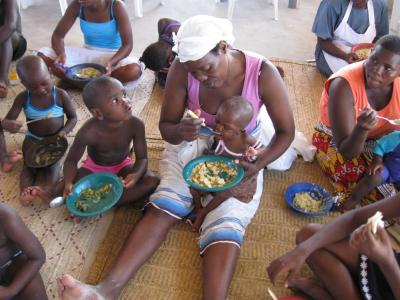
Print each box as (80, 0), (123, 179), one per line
(320, 61), (400, 139)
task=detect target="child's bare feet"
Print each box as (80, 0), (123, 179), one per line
(58, 274), (106, 300)
(1, 150), (23, 172)
(20, 186), (53, 206)
(287, 277), (332, 300)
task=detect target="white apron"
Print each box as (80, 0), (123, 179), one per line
(323, 0), (376, 73)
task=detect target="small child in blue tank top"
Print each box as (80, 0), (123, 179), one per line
(4, 55), (77, 206)
(344, 130), (400, 211)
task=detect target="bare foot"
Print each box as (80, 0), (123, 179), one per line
(1, 150), (23, 172)
(19, 186), (53, 206)
(0, 81), (8, 98)
(58, 274), (106, 300)
(287, 277), (333, 300)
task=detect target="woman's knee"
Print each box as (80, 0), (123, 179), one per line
(112, 63), (142, 82)
(295, 223), (322, 245)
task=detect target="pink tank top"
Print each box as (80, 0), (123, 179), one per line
(187, 51), (264, 133)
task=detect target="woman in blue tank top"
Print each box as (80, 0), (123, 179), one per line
(38, 0), (141, 85)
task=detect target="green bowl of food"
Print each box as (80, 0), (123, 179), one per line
(66, 172), (123, 217)
(182, 155), (244, 192)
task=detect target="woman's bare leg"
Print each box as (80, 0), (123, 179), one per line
(202, 243), (240, 300)
(59, 207), (179, 300)
(111, 63), (142, 83)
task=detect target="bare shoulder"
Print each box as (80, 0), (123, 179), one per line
(68, 0), (81, 12)
(328, 77), (354, 103)
(127, 116), (145, 133)
(75, 118), (96, 141)
(55, 87), (71, 103)
(14, 90), (27, 105)
(163, 59), (188, 96)
(113, 0), (128, 13)
(259, 59), (282, 84)
(257, 59), (287, 103)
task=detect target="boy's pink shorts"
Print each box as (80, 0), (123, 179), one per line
(81, 156), (133, 175)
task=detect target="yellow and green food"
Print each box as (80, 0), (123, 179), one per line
(75, 183), (113, 212)
(293, 192), (324, 213)
(74, 67), (101, 79)
(355, 48), (371, 59)
(34, 150), (64, 166)
(191, 161), (237, 188)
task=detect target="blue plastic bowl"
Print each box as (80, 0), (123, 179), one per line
(285, 182), (333, 216)
(66, 172), (123, 217)
(182, 155), (244, 192)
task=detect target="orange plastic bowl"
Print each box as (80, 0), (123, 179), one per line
(351, 43), (374, 59)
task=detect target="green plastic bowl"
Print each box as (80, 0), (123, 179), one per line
(182, 155), (244, 192)
(66, 172), (123, 217)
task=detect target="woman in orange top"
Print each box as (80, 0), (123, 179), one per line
(312, 34), (400, 210)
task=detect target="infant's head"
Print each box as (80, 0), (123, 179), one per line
(215, 96), (253, 134)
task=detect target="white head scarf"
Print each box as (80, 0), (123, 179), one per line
(172, 15), (235, 63)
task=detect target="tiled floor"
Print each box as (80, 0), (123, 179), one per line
(21, 0), (322, 62)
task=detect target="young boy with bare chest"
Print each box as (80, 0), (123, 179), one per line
(22, 76), (159, 208)
(5, 55), (77, 206)
(0, 203), (47, 299)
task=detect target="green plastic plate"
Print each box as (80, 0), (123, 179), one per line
(182, 155), (244, 192)
(66, 172), (123, 217)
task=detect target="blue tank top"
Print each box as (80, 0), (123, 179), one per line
(24, 86), (64, 120)
(79, 0), (122, 50)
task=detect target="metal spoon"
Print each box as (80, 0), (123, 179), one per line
(267, 288), (278, 300)
(358, 109), (400, 125)
(48, 196), (64, 208)
(376, 115), (400, 125)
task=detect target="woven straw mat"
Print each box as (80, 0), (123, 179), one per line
(0, 68), (155, 299)
(86, 59), (341, 300)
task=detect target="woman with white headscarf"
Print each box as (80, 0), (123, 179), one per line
(57, 15), (296, 300)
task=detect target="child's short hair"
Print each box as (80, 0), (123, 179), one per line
(82, 76), (120, 109)
(140, 41), (171, 72)
(16, 55), (48, 81)
(375, 34), (400, 56)
(218, 96), (254, 128)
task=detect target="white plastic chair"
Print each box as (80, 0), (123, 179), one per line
(17, 0), (67, 15)
(59, 0), (68, 15)
(133, 0), (165, 18)
(219, 0), (278, 21)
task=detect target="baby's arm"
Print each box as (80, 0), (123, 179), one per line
(0, 204), (45, 298)
(62, 126), (88, 196)
(58, 88), (77, 137)
(123, 118), (147, 188)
